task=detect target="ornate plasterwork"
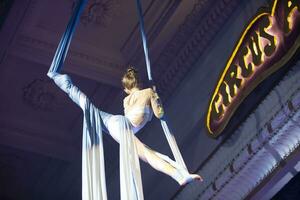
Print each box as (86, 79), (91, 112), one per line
(12, 0), (124, 86)
(125, 0), (181, 66)
(173, 63), (300, 200)
(150, 0), (239, 100)
(71, 0), (120, 27)
(16, 35), (124, 71)
(22, 78), (60, 111)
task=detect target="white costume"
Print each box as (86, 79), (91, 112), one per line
(47, 72), (197, 200)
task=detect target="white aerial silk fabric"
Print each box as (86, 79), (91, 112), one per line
(160, 120), (187, 170)
(47, 0), (188, 198)
(47, 72), (146, 200)
(135, 0), (187, 172)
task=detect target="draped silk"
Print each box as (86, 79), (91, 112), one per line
(47, 0), (188, 199)
(47, 0), (147, 197)
(47, 72), (148, 200)
(135, 0), (187, 170)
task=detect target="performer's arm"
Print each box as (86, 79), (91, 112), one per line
(47, 72), (88, 110)
(149, 88), (164, 119)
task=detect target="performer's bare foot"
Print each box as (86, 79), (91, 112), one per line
(163, 155), (203, 185)
(178, 173), (203, 186)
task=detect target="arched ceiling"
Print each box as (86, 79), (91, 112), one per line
(0, 0), (240, 199)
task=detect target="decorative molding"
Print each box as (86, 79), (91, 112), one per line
(11, 0), (124, 86)
(20, 0), (122, 65)
(173, 63), (300, 200)
(16, 34), (123, 71)
(150, 0), (240, 100)
(22, 78), (60, 111)
(210, 109), (300, 199)
(71, 0), (120, 27)
(125, 0), (182, 65)
(19, 0), (39, 32)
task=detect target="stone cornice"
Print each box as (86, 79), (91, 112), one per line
(9, 0), (125, 87)
(121, 0), (181, 62)
(173, 63), (300, 199)
(16, 34), (123, 71)
(203, 94), (300, 199)
(12, 34), (123, 87)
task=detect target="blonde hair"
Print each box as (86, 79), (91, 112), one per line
(122, 66), (140, 90)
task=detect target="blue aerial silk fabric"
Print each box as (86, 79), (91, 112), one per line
(48, 0), (144, 199)
(48, 0), (87, 74)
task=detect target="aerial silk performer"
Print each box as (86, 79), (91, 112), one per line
(47, 0), (202, 199)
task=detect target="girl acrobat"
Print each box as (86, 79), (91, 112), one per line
(47, 66), (202, 197)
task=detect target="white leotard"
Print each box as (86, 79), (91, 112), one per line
(125, 105), (153, 133)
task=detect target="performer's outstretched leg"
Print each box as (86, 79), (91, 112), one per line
(98, 111), (202, 185)
(133, 136), (202, 185)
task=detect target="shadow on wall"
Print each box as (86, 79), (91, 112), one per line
(272, 169), (300, 200)
(0, 0), (14, 30)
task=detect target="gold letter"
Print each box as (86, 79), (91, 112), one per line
(239, 46), (253, 78)
(211, 93), (225, 121)
(224, 63), (243, 98)
(259, 17), (276, 57)
(249, 31), (263, 66)
(283, 0), (300, 33)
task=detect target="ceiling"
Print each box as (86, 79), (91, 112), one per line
(0, 0), (237, 199)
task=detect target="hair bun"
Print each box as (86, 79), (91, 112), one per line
(122, 66), (140, 89)
(127, 66), (138, 74)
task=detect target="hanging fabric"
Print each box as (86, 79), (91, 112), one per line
(47, 0), (192, 199)
(49, 0), (87, 73)
(47, 0), (109, 199)
(135, 0), (187, 170)
(47, 0), (144, 199)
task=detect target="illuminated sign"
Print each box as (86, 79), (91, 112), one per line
(207, 0), (300, 137)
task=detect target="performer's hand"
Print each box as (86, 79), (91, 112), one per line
(47, 71), (58, 79)
(48, 73), (72, 94)
(152, 85), (157, 93)
(158, 109), (165, 119)
(152, 92), (164, 119)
